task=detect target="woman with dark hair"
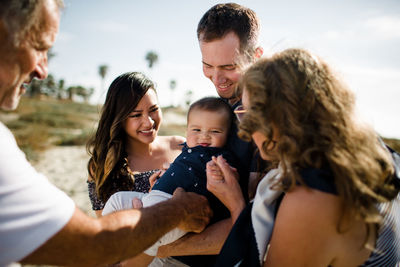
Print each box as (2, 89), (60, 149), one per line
(207, 49), (400, 266)
(87, 72), (184, 217)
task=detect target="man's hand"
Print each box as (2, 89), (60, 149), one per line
(171, 187), (212, 233)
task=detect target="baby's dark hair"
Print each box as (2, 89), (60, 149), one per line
(187, 96), (233, 125)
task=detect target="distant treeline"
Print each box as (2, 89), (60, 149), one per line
(27, 74), (94, 102)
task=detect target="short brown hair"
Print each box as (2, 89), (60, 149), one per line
(197, 3), (260, 54)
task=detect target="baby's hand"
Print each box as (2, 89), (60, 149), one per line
(206, 156), (237, 182)
(149, 162), (171, 190)
(149, 170), (162, 190)
(206, 156), (225, 181)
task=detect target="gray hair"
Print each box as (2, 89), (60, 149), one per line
(0, 0), (64, 46)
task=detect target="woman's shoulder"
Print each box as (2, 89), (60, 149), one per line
(275, 186), (344, 246)
(281, 186), (342, 219)
(158, 135), (185, 150)
(268, 185), (371, 266)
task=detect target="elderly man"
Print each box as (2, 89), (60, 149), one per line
(0, 0), (212, 266)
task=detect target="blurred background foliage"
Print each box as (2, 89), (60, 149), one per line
(0, 97), (187, 162)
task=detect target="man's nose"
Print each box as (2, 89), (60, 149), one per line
(33, 53), (48, 80)
(212, 69), (226, 84)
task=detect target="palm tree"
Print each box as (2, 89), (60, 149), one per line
(185, 89), (193, 107)
(67, 86), (75, 101)
(44, 74), (56, 96)
(169, 79), (177, 107)
(145, 51), (158, 69)
(98, 64), (109, 94)
(28, 79), (42, 98)
(57, 79), (65, 100)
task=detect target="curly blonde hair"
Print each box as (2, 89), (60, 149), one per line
(238, 48), (398, 227)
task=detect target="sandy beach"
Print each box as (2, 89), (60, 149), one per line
(32, 145), (95, 217)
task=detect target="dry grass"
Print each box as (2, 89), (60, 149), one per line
(0, 97), (189, 161)
(1, 97), (100, 161)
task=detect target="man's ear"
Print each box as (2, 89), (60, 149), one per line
(254, 46), (264, 59)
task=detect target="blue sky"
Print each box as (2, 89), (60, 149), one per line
(50, 0), (400, 138)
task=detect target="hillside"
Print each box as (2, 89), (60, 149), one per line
(0, 97), (187, 161)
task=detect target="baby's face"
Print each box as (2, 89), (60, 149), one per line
(186, 109), (230, 148)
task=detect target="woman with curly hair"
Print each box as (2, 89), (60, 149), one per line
(87, 72), (184, 217)
(207, 48), (400, 266)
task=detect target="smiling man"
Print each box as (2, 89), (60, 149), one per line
(198, 3), (263, 105)
(155, 3), (264, 267)
(197, 4), (264, 188)
(0, 0), (58, 110)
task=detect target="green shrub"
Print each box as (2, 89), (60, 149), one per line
(58, 129), (94, 146)
(19, 112), (82, 128)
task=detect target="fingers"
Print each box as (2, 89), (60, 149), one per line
(214, 155), (238, 182)
(172, 187), (185, 197)
(206, 158), (224, 181)
(173, 189), (213, 233)
(149, 170), (162, 189)
(162, 162), (171, 170)
(149, 163), (171, 189)
(190, 217), (211, 233)
(207, 155), (239, 185)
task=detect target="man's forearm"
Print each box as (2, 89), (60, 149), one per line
(21, 200), (188, 266)
(157, 218), (232, 257)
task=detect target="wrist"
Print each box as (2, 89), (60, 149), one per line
(230, 201), (246, 224)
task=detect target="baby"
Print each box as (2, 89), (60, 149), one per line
(103, 96), (238, 258)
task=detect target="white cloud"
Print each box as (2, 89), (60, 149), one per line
(318, 15), (400, 43)
(321, 31), (343, 41)
(343, 65), (400, 81)
(364, 15), (400, 39)
(90, 20), (130, 34)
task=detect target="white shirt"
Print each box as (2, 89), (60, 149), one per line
(251, 167), (282, 264)
(0, 122), (75, 266)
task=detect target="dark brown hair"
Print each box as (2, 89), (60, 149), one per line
(197, 3), (260, 54)
(87, 72), (155, 202)
(187, 96), (233, 128)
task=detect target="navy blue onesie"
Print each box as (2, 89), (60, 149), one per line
(152, 143), (239, 266)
